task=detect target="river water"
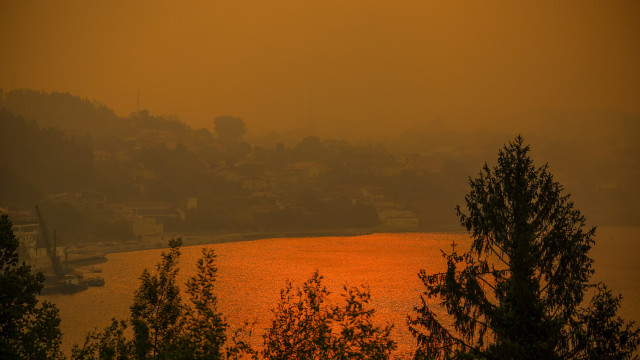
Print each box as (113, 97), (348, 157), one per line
(41, 229), (640, 357)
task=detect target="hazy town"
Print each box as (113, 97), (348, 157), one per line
(1, 1), (639, 359)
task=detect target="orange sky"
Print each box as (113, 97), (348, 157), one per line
(1, 1), (639, 137)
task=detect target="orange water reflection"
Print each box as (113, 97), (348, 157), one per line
(44, 232), (468, 356)
(42, 229), (640, 357)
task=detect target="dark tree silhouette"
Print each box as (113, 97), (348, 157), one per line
(165, 248), (231, 359)
(262, 271), (396, 359)
(408, 136), (640, 359)
(72, 239), (250, 360)
(214, 116), (246, 145)
(0, 214), (63, 360)
(130, 239), (183, 359)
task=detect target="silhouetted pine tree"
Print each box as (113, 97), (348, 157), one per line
(408, 136), (639, 359)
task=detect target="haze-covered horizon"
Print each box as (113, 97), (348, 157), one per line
(2, 1), (639, 139)
(1, 0), (639, 231)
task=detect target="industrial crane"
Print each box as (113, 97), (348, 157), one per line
(35, 205), (63, 279)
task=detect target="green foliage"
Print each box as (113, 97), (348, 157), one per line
(0, 214), (64, 359)
(408, 136), (640, 359)
(262, 271), (396, 359)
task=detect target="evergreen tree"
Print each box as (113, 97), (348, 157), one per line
(0, 214), (64, 359)
(408, 136), (640, 359)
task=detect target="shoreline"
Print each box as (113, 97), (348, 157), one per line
(71, 226), (464, 258)
(32, 226), (462, 274)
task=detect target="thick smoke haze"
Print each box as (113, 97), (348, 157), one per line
(1, 1), (639, 138)
(2, 3), (640, 357)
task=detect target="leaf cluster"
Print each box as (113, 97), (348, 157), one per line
(262, 270), (396, 360)
(72, 238), (249, 360)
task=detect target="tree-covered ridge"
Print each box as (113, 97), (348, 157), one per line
(0, 89), (193, 140)
(409, 136), (640, 359)
(0, 109), (94, 194)
(0, 89), (120, 136)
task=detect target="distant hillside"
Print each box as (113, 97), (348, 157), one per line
(0, 108), (94, 197)
(0, 89), (122, 136)
(0, 89), (197, 141)
(1, 88), (637, 232)
(0, 163), (42, 207)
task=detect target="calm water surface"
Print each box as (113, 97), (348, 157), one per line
(42, 229), (640, 356)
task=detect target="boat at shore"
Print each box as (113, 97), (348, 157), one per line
(41, 274), (89, 295)
(64, 253), (107, 267)
(82, 276), (105, 287)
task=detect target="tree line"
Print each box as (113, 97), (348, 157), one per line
(2, 137), (639, 359)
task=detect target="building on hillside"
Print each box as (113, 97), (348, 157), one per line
(125, 202), (182, 221)
(377, 209), (420, 229)
(5, 208), (37, 224)
(131, 216), (164, 243)
(186, 197), (198, 211)
(248, 191), (283, 215)
(362, 194), (421, 230)
(361, 186), (384, 202)
(93, 150), (112, 161)
(242, 178), (270, 191)
(12, 223), (64, 267)
(14, 223), (39, 264)
(213, 168), (244, 183)
(132, 166), (155, 181)
(287, 162), (327, 178)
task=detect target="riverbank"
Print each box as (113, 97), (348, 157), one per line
(66, 221), (464, 258)
(70, 228), (381, 256)
(45, 232), (471, 357)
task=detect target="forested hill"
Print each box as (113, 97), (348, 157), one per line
(0, 89), (195, 141)
(0, 89), (121, 137)
(0, 109), (93, 197)
(0, 89), (638, 247)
